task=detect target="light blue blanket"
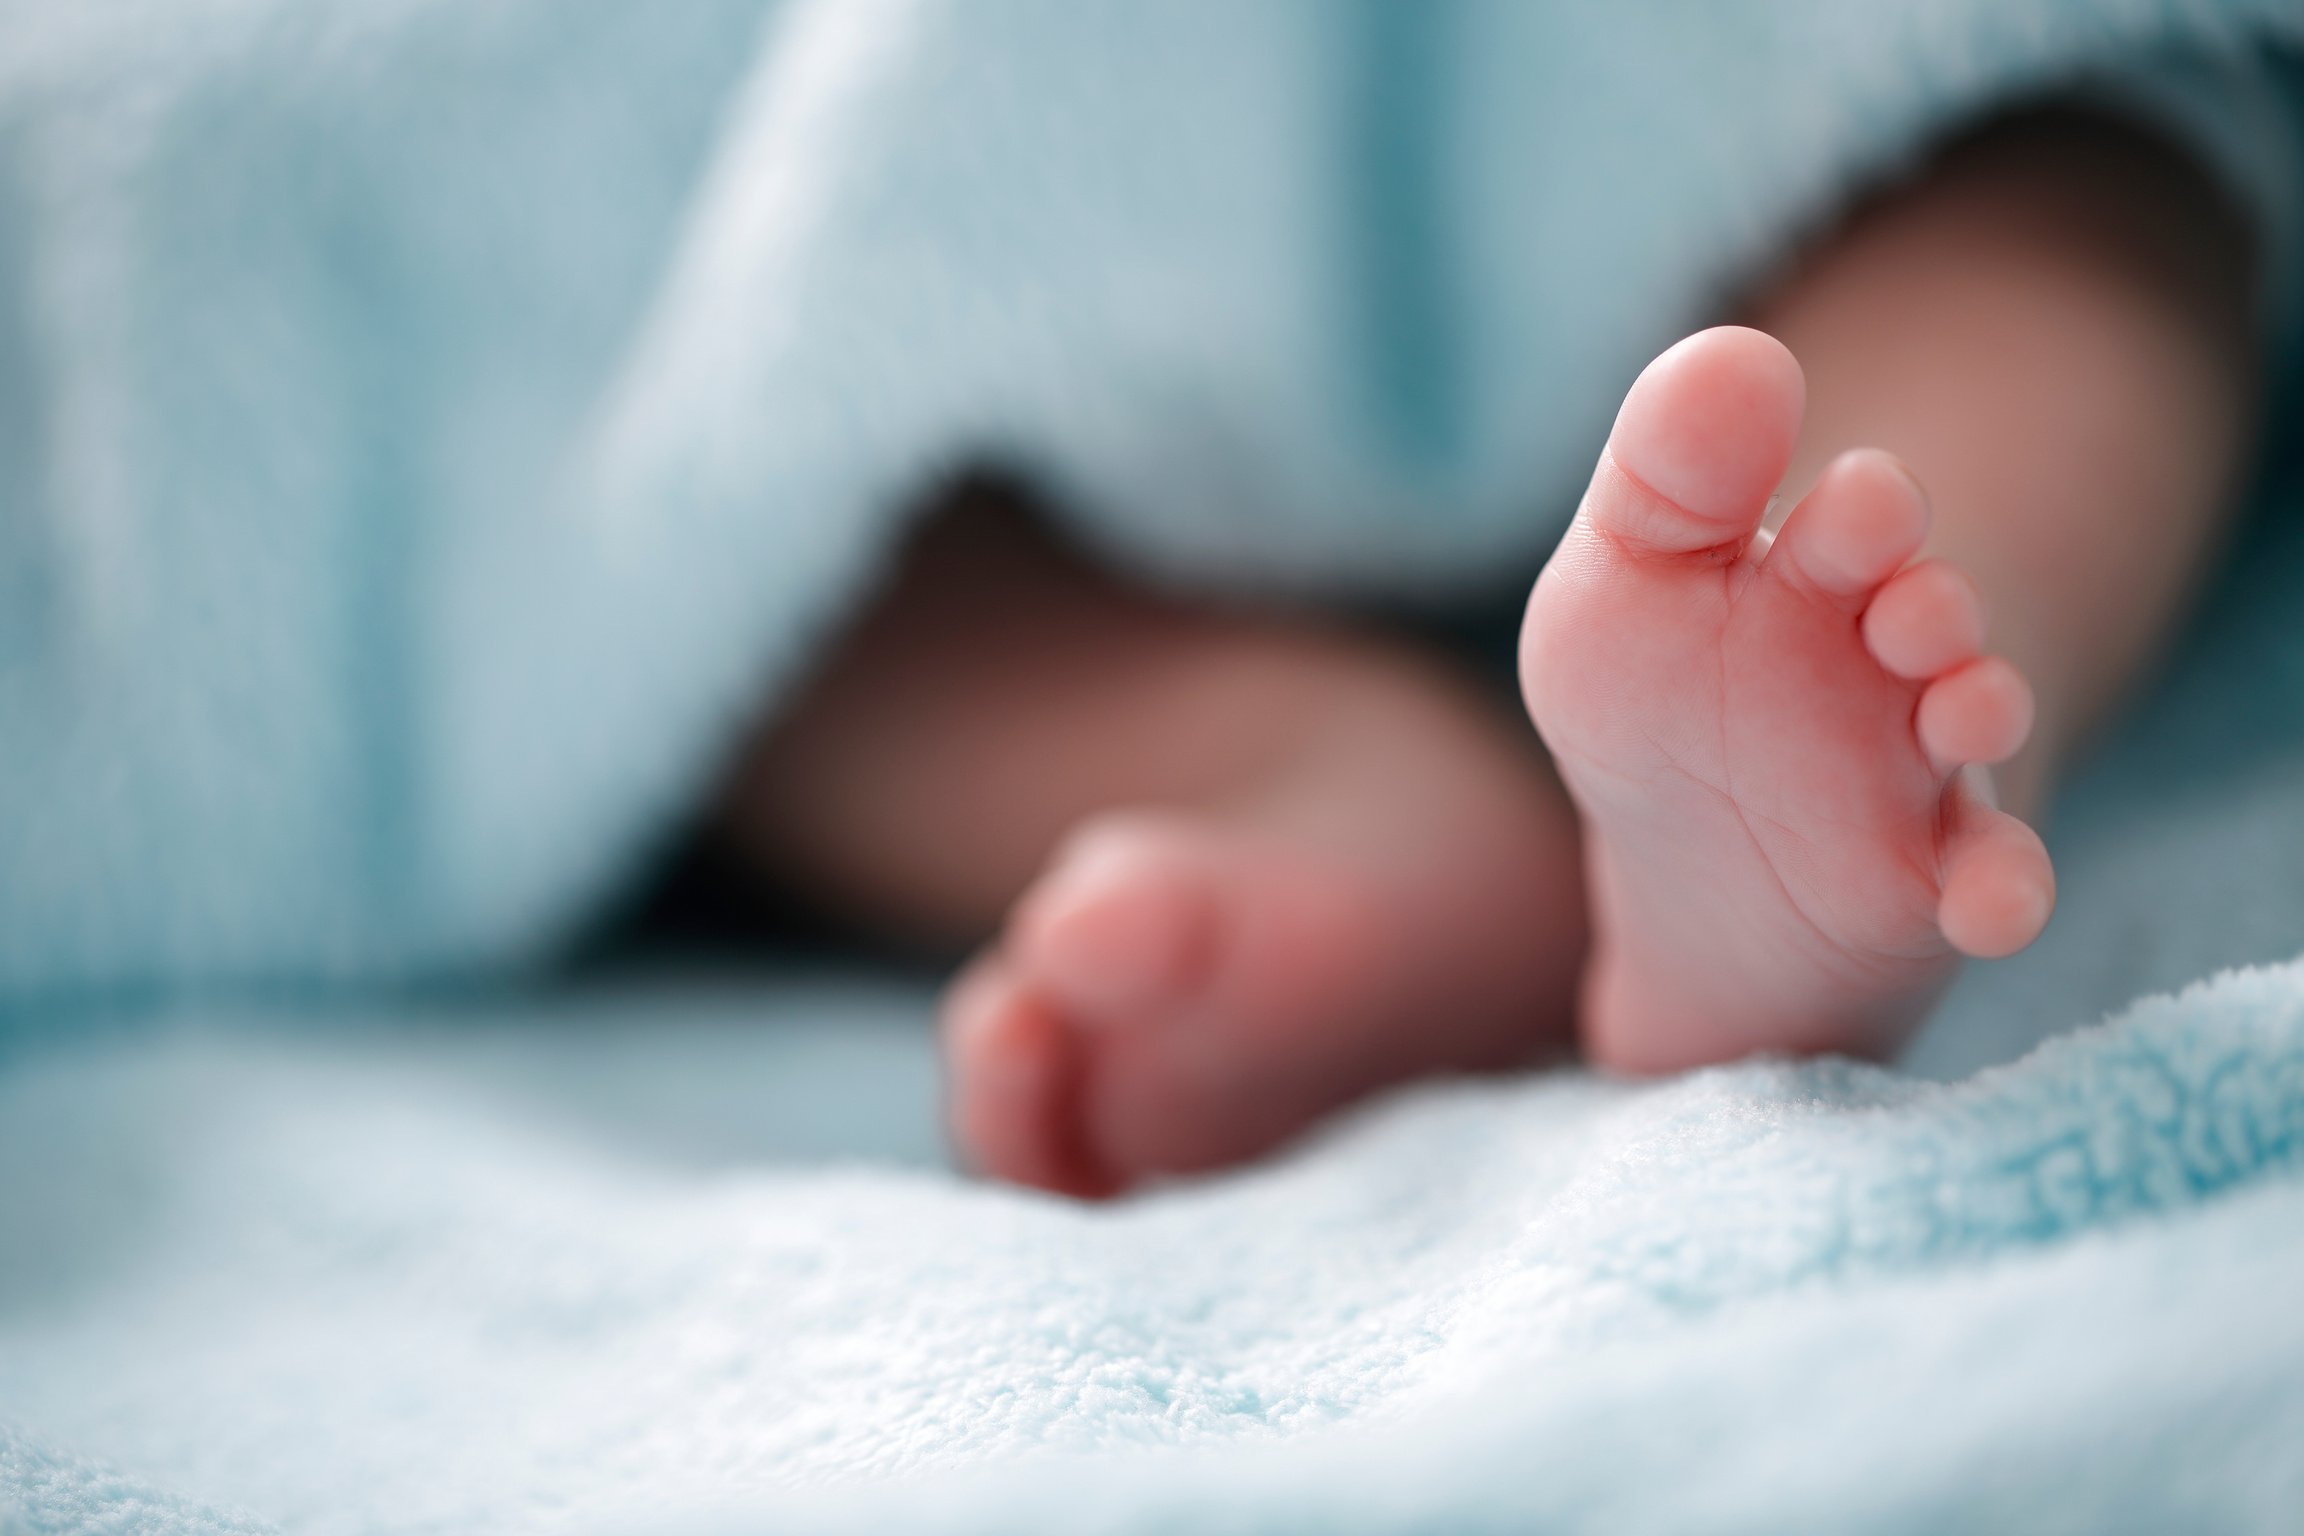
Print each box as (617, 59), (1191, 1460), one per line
(5, 854), (2304, 1532)
(0, 0), (2298, 1000)
(5, 1), (2304, 1531)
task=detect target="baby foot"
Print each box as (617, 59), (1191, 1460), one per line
(943, 817), (1391, 1198)
(1520, 327), (2053, 1071)
(945, 707), (1586, 1197)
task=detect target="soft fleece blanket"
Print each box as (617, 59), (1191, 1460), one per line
(0, 0), (2298, 998)
(6, 1), (2304, 1531)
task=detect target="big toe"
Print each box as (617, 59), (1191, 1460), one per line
(1003, 814), (1402, 1186)
(1587, 326), (1806, 556)
(942, 957), (1119, 1199)
(1009, 815), (1219, 1024)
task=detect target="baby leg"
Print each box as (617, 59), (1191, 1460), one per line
(722, 483), (1587, 1196)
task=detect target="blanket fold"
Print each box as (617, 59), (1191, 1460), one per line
(0, 0), (2297, 1001)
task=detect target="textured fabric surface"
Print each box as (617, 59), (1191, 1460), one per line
(0, 0), (2298, 1001)
(1, 971), (2300, 1534)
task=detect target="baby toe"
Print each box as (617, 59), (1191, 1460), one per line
(1863, 559), (1985, 679)
(1938, 801), (2055, 958)
(942, 958), (1117, 1199)
(1771, 448), (1930, 601)
(1585, 327), (1806, 557)
(1010, 815), (1218, 1026)
(1917, 656), (2034, 771)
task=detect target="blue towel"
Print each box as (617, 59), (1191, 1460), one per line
(0, 0), (2298, 1002)
(1, 957), (2300, 1532)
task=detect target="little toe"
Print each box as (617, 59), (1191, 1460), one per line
(942, 958), (1116, 1199)
(1585, 326), (1806, 556)
(1863, 560), (1985, 679)
(1917, 656), (2034, 771)
(1771, 449), (1930, 600)
(1938, 797), (2055, 958)
(1010, 816), (1217, 1025)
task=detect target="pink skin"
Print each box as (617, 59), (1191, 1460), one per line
(1521, 327), (2053, 1070)
(943, 720), (1584, 1199)
(944, 818), (1410, 1200)
(724, 111), (2250, 1199)
(937, 327), (2062, 1197)
(726, 484), (1587, 1202)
